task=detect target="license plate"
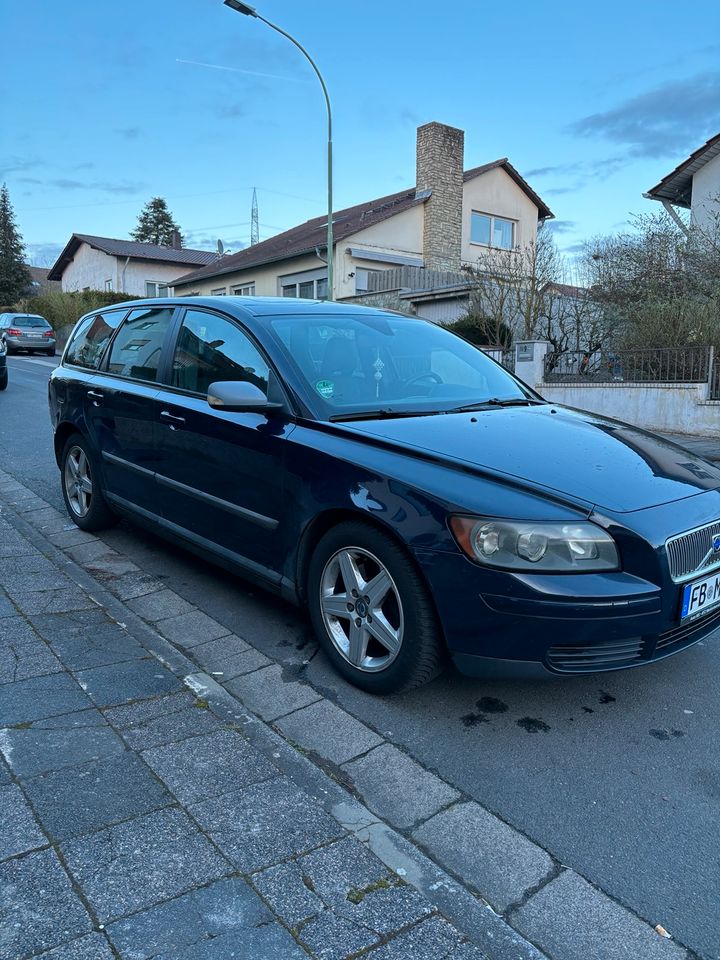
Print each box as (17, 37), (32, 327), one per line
(681, 571), (720, 620)
(27, 333), (41, 338)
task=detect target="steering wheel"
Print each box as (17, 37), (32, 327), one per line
(404, 371), (444, 386)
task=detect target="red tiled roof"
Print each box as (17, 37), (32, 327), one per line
(175, 161), (553, 287)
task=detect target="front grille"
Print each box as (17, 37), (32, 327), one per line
(546, 637), (645, 673)
(655, 606), (720, 652)
(666, 520), (720, 582)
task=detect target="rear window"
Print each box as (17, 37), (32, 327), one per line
(64, 311), (126, 369)
(15, 316), (50, 328)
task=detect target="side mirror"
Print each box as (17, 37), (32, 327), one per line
(207, 380), (283, 413)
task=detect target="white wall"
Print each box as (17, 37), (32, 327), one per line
(461, 167), (539, 266)
(536, 382), (720, 438)
(61, 244), (118, 293)
(61, 242), (199, 296)
(174, 253), (327, 298)
(691, 152), (720, 235)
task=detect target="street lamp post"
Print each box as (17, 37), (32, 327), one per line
(223, 0), (334, 300)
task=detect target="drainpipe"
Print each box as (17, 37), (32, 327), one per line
(121, 257), (131, 293)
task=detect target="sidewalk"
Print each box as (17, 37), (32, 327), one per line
(0, 467), (689, 960)
(657, 432), (720, 462)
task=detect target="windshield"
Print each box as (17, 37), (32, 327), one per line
(270, 312), (531, 417)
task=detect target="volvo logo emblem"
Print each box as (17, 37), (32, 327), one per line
(713, 534), (720, 554)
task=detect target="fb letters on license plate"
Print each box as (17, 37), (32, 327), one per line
(681, 572), (720, 620)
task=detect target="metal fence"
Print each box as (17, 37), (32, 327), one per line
(711, 357), (720, 400)
(544, 347), (712, 384)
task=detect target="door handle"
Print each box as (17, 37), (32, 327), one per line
(160, 410), (186, 428)
(87, 389), (104, 405)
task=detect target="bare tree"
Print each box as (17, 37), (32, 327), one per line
(581, 208), (720, 350)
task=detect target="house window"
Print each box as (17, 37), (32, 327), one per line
(211, 287), (227, 296)
(145, 281), (170, 297)
(280, 276), (328, 300)
(231, 283), (256, 296)
(104, 279), (113, 292)
(470, 212), (515, 250)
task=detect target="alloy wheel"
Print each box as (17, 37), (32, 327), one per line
(319, 546), (404, 672)
(63, 445), (93, 518)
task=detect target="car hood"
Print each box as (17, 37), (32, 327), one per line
(341, 405), (720, 514)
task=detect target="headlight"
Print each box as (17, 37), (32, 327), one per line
(449, 517), (619, 572)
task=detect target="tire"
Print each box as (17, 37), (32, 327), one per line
(60, 433), (118, 532)
(0, 370), (7, 391)
(307, 520), (446, 694)
(46, 349), (56, 356)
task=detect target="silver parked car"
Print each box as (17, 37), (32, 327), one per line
(0, 312), (56, 355)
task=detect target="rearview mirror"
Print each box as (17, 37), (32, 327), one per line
(207, 380), (283, 413)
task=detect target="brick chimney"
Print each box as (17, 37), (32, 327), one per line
(171, 229), (182, 250)
(416, 122), (464, 271)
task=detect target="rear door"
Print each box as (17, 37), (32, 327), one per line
(87, 305), (178, 516)
(153, 306), (293, 576)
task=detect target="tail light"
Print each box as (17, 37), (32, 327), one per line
(43, 330), (54, 338)
(7, 328), (21, 336)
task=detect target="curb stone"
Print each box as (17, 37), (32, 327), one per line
(0, 468), (693, 960)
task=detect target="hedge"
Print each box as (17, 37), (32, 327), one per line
(12, 290), (140, 332)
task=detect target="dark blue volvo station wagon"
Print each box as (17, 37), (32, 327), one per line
(49, 297), (720, 692)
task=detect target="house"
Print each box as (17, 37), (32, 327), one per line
(24, 266), (61, 297)
(645, 131), (720, 235)
(47, 234), (217, 297)
(172, 122), (553, 320)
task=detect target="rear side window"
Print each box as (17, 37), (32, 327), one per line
(106, 307), (174, 383)
(64, 312), (125, 369)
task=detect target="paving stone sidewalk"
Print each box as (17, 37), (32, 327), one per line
(0, 466), (692, 960)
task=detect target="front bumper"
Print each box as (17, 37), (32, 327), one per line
(414, 547), (720, 677)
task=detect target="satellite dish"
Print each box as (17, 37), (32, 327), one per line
(217, 240), (225, 256)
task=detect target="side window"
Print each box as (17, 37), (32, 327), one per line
(106, 307), (174, 382)
(171, 309), (269, 396)
(64, 312), (125, 369)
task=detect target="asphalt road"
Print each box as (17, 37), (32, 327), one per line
(3, 353), (720, 959)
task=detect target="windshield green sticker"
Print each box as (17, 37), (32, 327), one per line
(315, 379), (334, 399)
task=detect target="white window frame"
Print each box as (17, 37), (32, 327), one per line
(278, 268), (328, 300)
(211, 287), (227, 296)
(470, 211), (516, 250)
(104, 278), (113, 292)
(231, 283), (256, 296)
(145, 281), (170, 298)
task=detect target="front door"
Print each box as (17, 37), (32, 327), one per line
(154, 307), (292, 577)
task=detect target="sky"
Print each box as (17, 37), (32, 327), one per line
(2, 0), (719, 269)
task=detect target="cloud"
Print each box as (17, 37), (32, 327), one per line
(544, 186), (575, 196)
(183, 230), (249, 253)
(116, 126), (143, 140)
(525, 162), (584, 178)
(562, 242), (587, 255)
(215, 102), (247, 119)
(0, 156), (43, 179)
(567, 71), (720, 158)
(47, 178), (145, 195)
(546, 220), (576, 235)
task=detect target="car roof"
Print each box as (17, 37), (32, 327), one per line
(88, 296), (407, 322)
(3, 313), (48, 320)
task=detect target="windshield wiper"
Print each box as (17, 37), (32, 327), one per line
(328, 408), (440, 423)
(446, 397), (546, 413)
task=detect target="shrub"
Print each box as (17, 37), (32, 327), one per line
(447, 312), (513, 347)
(12, 290), (140, 332)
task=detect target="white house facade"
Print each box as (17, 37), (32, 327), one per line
(48, 235), (217, 296)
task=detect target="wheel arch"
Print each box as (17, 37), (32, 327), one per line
(295, 508), (448, 649)
(53, 421), (87, 467)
